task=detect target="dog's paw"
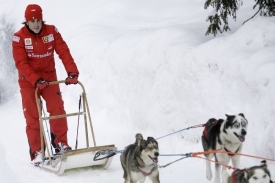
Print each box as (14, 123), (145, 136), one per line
(214, 177), (221, 183)
(206, 170), (212, 180)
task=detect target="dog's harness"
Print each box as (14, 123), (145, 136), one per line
(231, 169), (246, 183)
(137, 166), (157, 176)
(203, 119), (218, 138)
(224, 146), (239, 156)
(135, 151), (158, 177)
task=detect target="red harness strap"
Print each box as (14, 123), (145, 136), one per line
(203, 119), (218, 139)
(138, 166), (156, 176)
(203, 127), (208, 139)
(232, 170), (237, 183)
(232, 169), (246, 183)
(224, 146), (240, 156)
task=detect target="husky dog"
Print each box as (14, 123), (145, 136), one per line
(222, 160), (273, 183)
(120, 133), (160, 183)
(201, 113), (248, 183)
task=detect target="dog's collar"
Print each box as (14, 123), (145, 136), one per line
(137, 166), (157, 176)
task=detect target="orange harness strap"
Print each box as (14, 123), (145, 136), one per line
(192, 149), (275, 162)
(193, 154), (235, 170)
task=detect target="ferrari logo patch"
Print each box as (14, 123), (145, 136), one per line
(42, 36), (48, 43)
(42, 34), (54, 43)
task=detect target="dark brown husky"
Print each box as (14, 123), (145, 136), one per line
(120, 133), (160, 183)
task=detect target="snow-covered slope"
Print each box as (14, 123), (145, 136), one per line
(0, 0), (274, 182)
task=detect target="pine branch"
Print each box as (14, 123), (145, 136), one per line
(243, 6), (262, 25)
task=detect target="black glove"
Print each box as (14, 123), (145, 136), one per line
(35, 78), (49, 90)
(65, 73), (78, 85)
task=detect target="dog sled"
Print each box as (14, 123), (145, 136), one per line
(35, 80), (117, 175)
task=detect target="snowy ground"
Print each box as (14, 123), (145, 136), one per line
(0, 0), (275, 182)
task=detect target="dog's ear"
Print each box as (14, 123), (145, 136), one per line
(135, 133), (143, 140)
(225, 114), (235, 122)
(260, 160), (267, 168)
(225, 114), (233, 119)
(147, 137), (155, 141)
(239, 113), (245, 118)
(137, 139), (142, 146)
(135, 133), (143, 145)
(261, 161), (272, 181)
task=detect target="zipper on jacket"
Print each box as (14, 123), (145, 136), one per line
(34, 35), (39, 53)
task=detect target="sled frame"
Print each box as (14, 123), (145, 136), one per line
(35, 80), (116, 175)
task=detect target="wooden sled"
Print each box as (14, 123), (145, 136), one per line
(35, 80), (117, 175)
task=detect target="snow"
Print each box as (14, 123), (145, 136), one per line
(0, 0), (275, 182)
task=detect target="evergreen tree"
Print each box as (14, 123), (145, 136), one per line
(205, 0), (275, 36)
(255, 0), (275, 16)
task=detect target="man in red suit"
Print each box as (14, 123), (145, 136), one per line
(12, 4), (79, 166)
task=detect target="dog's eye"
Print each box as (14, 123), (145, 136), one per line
(233, 123), (240, 128)
(252, 176), (258, 180)
(241, 121), (247, 127)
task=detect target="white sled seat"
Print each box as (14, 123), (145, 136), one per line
(39, 145), (117, 175)
(65, 145), (117, 170)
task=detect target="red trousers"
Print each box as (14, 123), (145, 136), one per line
(19, 71), (68, 160)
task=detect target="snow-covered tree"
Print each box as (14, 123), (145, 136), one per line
(205, 0), (275, 36)
(0, 14), (16, 103)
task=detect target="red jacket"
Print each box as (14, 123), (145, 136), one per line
(12, 24), (79, 86)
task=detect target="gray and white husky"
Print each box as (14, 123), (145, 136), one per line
(222, 160), (273, 183)
(120, 133), (160, 183)
(201, 113), (248, 183)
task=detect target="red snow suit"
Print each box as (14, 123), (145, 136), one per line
(12, 24), (79, 160)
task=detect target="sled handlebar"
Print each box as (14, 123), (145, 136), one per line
(35, 80), (85, 93)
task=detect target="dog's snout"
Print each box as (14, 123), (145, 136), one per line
(241, 129), (246, 135)
(154, 152), (159, 157)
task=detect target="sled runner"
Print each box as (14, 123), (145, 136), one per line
(35, 80), (117, 175)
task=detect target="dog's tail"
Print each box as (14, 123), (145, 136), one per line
(222, 170), (230, 183)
